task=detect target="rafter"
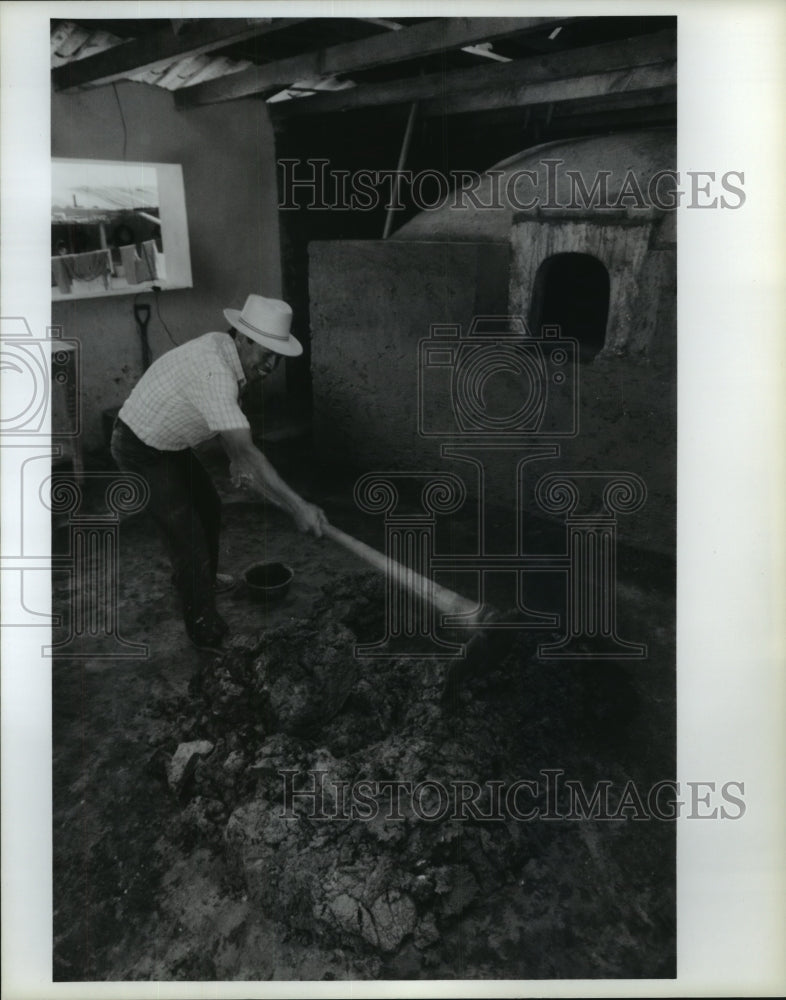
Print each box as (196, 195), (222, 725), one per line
(416, 62), (676, 119)
(271, 28), (676, 119)
(175, 16), (581, 108)
(52, 18), (305, 92)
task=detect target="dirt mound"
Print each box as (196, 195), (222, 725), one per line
(156, 571), (672, 977)
(202, 617), (359, 735)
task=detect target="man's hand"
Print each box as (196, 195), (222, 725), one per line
(294, 502), (328, 538)
(221, 428), (329, 538)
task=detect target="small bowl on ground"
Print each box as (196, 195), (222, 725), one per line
(243, 561), (294, 603)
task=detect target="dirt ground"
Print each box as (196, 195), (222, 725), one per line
(51, 439), (676, 982)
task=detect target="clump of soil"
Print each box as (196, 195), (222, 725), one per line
(155, 571), (674, 977)
(197, 616), (359, 735)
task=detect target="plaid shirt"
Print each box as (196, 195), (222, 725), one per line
(118, 332), (250, 450)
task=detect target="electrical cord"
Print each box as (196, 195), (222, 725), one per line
(111, 82), (128, 161)
(153, 289), (179, 347)
(133, 291), (180, 348)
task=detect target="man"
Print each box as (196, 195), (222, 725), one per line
(111, 293), (327, 651)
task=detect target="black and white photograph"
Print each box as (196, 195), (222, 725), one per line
(1, 2), (784, 997)
(51, 156), (192, 299)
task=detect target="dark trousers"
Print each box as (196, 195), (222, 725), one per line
(110, 418), (221, 626)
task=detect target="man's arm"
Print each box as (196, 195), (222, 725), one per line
(219, 427), (327, 537)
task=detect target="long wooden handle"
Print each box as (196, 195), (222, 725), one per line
(323, 522), (479, 619)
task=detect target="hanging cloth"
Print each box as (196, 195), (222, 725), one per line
(119, 243), (143, 285)
(61, 249), (113, 288)
(138, 240), (159, 282)
(51, 257), (72, 293)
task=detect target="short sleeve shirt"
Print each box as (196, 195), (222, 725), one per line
(118, 332), (250, 450)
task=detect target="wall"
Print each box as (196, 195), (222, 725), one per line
(510, 214), (676, 553)
(309, 240), (510, 472)
(309, 131), (676, 556)
(52, 82), (283, 451)
(310, 239), (675, 555)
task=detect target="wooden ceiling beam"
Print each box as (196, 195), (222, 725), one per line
(415, 61), (676, 118)
(549, 102), (676, 132)
(549, 84), (677, 120)
(460, 89), (677, 136)
(271, 27), (675, 119)
(52, 18), (305, 92)
(175, 16), (582, 108)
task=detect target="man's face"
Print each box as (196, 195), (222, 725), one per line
(236, 333), (282, 384)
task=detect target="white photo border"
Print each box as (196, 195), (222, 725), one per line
(1, 1), (784, 997)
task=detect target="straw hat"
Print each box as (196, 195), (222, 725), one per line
(224, 294), (303, 357)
